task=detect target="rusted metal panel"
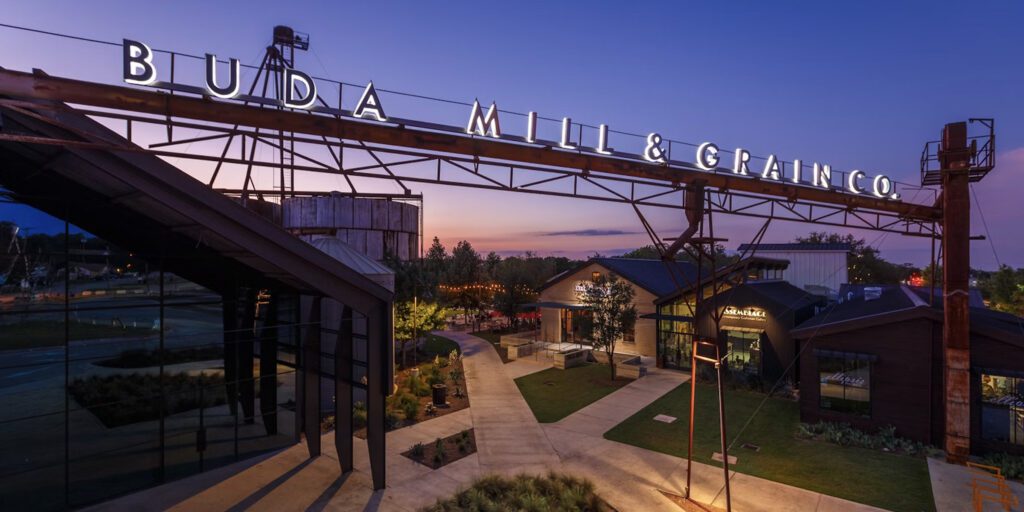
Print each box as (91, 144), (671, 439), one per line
(940, 122), (972, 464)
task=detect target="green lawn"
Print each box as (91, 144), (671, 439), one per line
(423, 333), (461, 357)
(604, 382), (934, 512)
(515, 363), (630, 423)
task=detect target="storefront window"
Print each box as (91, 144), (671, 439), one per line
(726, 331), (761, 375)
(657, 300), (694, 370)
(981, 373), (1024, 446)
(818, 354), (871, 416)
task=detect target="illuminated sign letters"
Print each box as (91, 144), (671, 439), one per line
(466, 100), (500, 138)
(119, 38), (902, 202)
(723, 306), (767, 320)
(354, 82), (387, 121)
(123, 39), (156, 86)
(204, 54), (240, 99)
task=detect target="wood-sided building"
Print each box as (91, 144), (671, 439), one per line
(793, 284), (1024, 455)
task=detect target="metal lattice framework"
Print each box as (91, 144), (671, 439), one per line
(0, 70), (941, 240)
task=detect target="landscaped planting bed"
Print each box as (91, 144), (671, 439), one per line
(604, 382), (935, 512)
(68, 372), (227, 427)
(423, 472), (614, 511)
(402, 428), (476, 469)
(325, 334), (469, 438)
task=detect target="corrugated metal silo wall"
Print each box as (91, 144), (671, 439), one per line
(281, 194), (420, 262)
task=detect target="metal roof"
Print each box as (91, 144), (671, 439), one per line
(0, 94), (392, 313)
(737, 243), (853, 252)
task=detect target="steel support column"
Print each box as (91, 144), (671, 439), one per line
(259, 293), (279, 435)
(366, 302), (391, 490)
(940, 122), (972, 463)
(335, 305), (354, 473)
(303, 296), (323, 458)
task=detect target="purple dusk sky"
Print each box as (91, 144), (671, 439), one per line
(3, 1), (1023, 268)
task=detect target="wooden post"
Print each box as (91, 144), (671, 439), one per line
(939, 122), (972, 463)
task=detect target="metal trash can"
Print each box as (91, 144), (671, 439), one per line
(432, 384), (447, 406)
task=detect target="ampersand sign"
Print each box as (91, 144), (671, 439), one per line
(644, 133), (667, 162)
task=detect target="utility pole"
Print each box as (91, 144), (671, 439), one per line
(939, 122), (972, 463)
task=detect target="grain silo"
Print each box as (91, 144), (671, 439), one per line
(282, 193), (421, 261)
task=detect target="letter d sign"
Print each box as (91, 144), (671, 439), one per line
(123, 39), (157, 86)
(284, 68), (317, 109)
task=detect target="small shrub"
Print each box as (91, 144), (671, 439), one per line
(448, 368), (463, 384)
(426, 368), (445, 386)
(434, 355), (449, 368)
(460, 429), (470, 441)
(385, 410), (401, 430)
(433, 451), (444, 466)
(400, 396), (419, 422)
(434, 437), (444, 452)
(411, 442), (425, 458)
(982, 452), (1024, 481)
(458, 439), (468, 453)
(406, 374), (430, 397)
(797, 421), (928, 456)
(353, 401), (367, 430)
(448, 349), (460, 365)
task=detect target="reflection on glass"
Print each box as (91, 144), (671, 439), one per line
(818, 355), (871, 416)
(725, 331), (761, 375)
(657, 301), (694, 370)
(0, 197), (68, 510)
(0, 195), (302, 510)
(981, 373), (1024, 446)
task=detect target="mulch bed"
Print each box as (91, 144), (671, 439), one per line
(401, 428), (477, 469)
(351, 351), (470, 439)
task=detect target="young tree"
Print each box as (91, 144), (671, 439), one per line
(578, 274), (637, 380)
(394, 300), (448, 367)
(424, 237), (449, 290)
(445, 240), (485, 323)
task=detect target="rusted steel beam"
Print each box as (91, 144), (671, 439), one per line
(940, 121), (971, 464)
(0, 69), (941, 221)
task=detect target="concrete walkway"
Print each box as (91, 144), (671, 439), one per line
(928, 457), (1022, 511)
(543, 363), (884, 511)
(93, 331), (891, 511)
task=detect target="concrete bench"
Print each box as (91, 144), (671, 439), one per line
(554, 348), (590, 369)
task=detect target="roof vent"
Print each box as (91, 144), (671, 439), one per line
(864, 287), (883, 301)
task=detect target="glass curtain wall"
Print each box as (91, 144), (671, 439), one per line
(0, 193), (299, 510)
(657, 300), (695, 370)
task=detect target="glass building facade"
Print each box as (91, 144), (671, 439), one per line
(0, 194), (302, 509)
